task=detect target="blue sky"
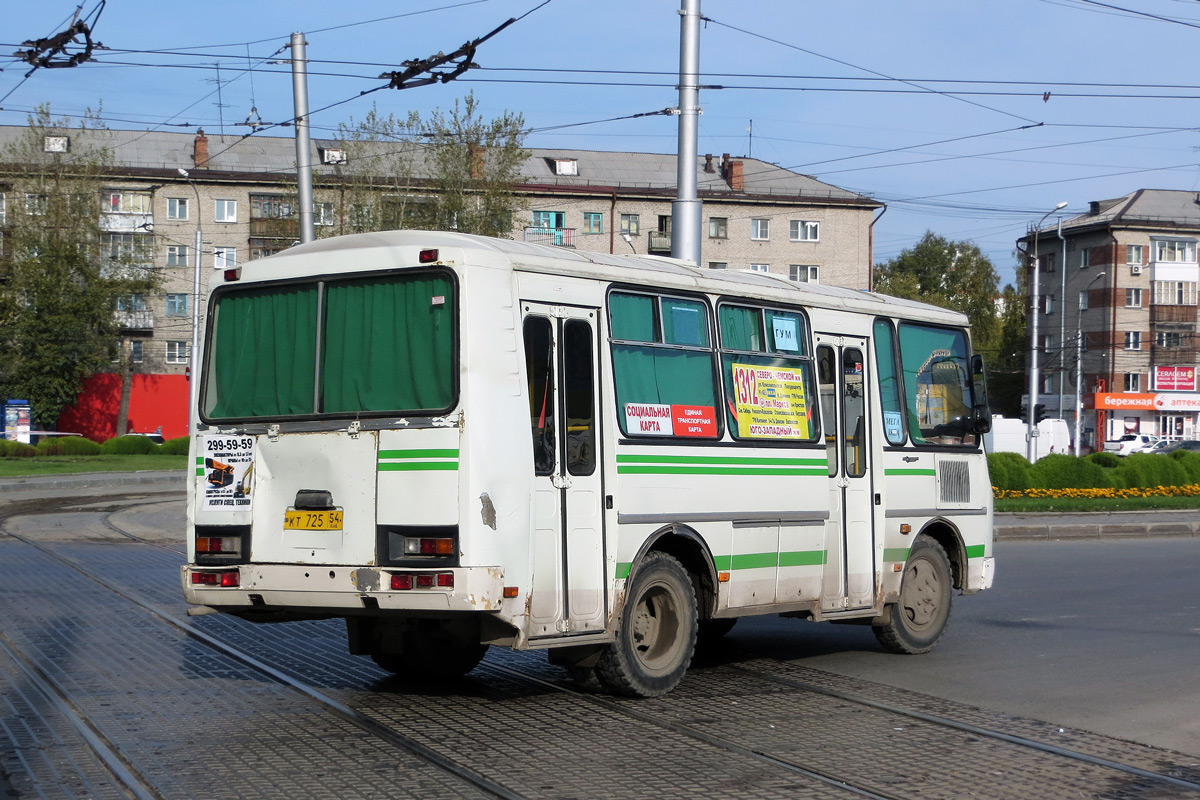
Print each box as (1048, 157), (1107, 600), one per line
(5, 0), (1200, 285)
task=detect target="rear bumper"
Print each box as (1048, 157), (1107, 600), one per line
(181, 563), (505, 613)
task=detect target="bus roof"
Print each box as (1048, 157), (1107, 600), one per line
(240, 230), (970, 328)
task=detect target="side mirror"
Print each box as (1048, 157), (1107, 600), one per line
(969, 354), (991, 434)
(972, 404), (992, 434)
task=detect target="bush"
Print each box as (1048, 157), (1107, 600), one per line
(1086, 451), (1121, 469)
(0, 440), (37, 457)
(986, 451), (1031, 491)
(1117, 452), (1189, 489)
(1170, 450), (1200, 484)
(157, 436), (190, 456)
(59, 437), (103, 455)
(1028, 453), (1114, 489)
(101, 435), (159, 455)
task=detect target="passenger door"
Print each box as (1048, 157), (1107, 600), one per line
(816, 337), (876, 612)
(523, 303), (606, 637)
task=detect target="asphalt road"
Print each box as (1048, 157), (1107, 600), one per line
(730, 536), (1200, 757)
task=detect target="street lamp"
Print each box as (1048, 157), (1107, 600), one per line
(1074, 271), (1106, 455)
(177, 168), (202, 436)
(1028, 201), (1068, 462)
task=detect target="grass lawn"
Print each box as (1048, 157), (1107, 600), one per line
(0, 455), (187, 477)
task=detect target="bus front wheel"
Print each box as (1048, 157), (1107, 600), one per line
(597, 551), (697, 697)
(873, 534), (953, 654)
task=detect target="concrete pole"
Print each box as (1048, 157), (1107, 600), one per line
(177, 169), (203, 435)
(1027, 202), (1067, 462)
(671, 0), (702, 265)
(1057, 218), (1067, 421)
(291, 32), (315, 244)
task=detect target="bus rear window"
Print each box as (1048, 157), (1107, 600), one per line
(203, 271), (455, 420)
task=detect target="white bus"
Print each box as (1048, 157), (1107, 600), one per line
(183, 231), (995, 697)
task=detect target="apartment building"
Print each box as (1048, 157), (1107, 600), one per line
(1020, 189), (1200, 448)
(0, 126), (882, 438)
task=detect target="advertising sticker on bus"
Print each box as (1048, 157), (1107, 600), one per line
(625, 403), (716, 437)
(731, 363), (811, 439)
(200, 435), (255, 511)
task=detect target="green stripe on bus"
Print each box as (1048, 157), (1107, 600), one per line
(884, 468), (937, 476)
(378, 462), (459, 471)
(883, 547), (910, 562)
(617, 466), (827, 476)
(713, 552), (827, 571)
(778, 550), (827, 567)
(965, 544), (986, 559)
(195, 468), (204, 476)
(379, 449), (459, 459)
(195, 456), (203, 465)
(616, 454), (827, 467)
(616, 562), (631, 580)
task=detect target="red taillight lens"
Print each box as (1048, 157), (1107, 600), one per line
(415, 574), (436, 588)
(224, 268), (241, 281)
(220, 571), (240, 588)
(436, 573), (454, 588)
(191, 572), (219, 585)
(390, 574), (413, 590)
(418, 248), (438, 263)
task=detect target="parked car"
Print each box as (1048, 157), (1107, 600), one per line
(1145, 439), (1174, 454)
(1161, 439), (1200, 454)
(1103, 433), (1161, 456)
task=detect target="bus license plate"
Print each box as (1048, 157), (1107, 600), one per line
(284, 509), (343, 530)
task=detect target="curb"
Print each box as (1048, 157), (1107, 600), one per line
(0, 470), (185, 494)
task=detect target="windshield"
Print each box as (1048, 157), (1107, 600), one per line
(202, 270), (456, 421)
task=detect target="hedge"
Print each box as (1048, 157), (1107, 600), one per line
(990, 449), (1200, 495)
(100, 435), (160, 455)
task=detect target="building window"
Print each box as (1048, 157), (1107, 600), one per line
(708, 262), (727, 270)
(1156, 331), (1185, 348)
(1154, 239), (1197, 263)
(620, 214), (640, 236)
(43, 135), (69, 153)
(165, 341), (190, 364)
(1124, 372), (1140, 392)
(314, 202), (336, 227)
(1043, 374), (1054, 394)
(790, 265), (819, 283)
(105, 190), (151, 214)
(117, 294), (148, 312)
(250, 195), (295, 220)
(1039, 252), (1056, 273)
(214, 200), (238, 223)
(1040, 333), (1055, 353)
(1153, 281), (1198, 306)
(25, 193), (47, 216)
(531, 210), (565, 229)
(1044, 294), (1055, 315)
(657, 215), (672, 234)
(790, 220), (819, 242)
(1124, 331), (1141, 351)
(583, 212), (603, 234)
(708, 217), (728, 239)
(1080, 249), (1090, 268)
(1126, 288), (1142, 307)
(102, 233), (154, 270)
(1127, 244), (1144, 265)
(751, 218), (770, 241)
(320, 148), (347, 165)
(165, 245), (188, 267)
(1079, 290), (1089, 311)
(167, 198), (189, 221)
(165, 293), (189, 317)
(213, 247), (237, 269)
(129, 340), (143, 364)
(749, 263), (769, 273)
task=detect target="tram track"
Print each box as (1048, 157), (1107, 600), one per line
(3, 494), (1199, 800)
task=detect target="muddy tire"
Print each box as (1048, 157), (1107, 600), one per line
(873, 534), (953, 654)
(597, 552), (697, 697)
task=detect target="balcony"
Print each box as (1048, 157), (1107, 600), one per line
(116, 311), (154, 331)
(524, 227), (576, 248)
(648, 231), (672, 253)
(249, 217), (300, 239)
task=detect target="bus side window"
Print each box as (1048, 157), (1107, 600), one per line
(817, 345), (838, 477)
(524, 317), (556, 475)
(563, 320), (596, 476)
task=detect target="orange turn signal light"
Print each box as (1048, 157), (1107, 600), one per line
(503, 586), (519, 598)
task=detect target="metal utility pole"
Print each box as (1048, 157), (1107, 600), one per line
(1075, 272), (1106, 454)
(177, 168), (203, 435)
(291, 32), (315, 244)
(671, 0), (702, 265)
(1027, 202), (1067, 462)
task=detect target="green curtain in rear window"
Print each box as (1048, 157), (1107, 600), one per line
(612, 345), (716, 432)
(206, 285), (318, 418)
(322, 274), (455, 413)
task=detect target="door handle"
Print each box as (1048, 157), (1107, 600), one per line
(902, 456), (919, 463)
(552, 475), (572, 489)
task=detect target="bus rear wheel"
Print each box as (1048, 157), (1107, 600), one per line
(597, 552), (697, 697)
(371, 627), (489, 678)
(873, 534), (953, 654)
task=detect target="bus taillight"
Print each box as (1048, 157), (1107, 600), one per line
(190, 570), (239, 587)
(389, 572), (453, 590)
(403, 537), (455, 556)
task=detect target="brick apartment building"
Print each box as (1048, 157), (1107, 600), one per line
(0, 125), (883, 439)
(1020, 189), (1200, 449)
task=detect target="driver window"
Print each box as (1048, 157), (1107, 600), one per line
(897, 323), (975, 447)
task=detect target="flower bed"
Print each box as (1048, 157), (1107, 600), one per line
(994, 484), (1200, 500)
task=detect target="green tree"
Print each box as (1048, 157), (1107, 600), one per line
(0, 107), (159, 428)
(874, 231), (1002, 352)
(336, 92), (528, 237)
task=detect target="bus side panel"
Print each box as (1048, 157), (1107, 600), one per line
(775, 521), (826, 604)
(376, 428), (461, 527)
